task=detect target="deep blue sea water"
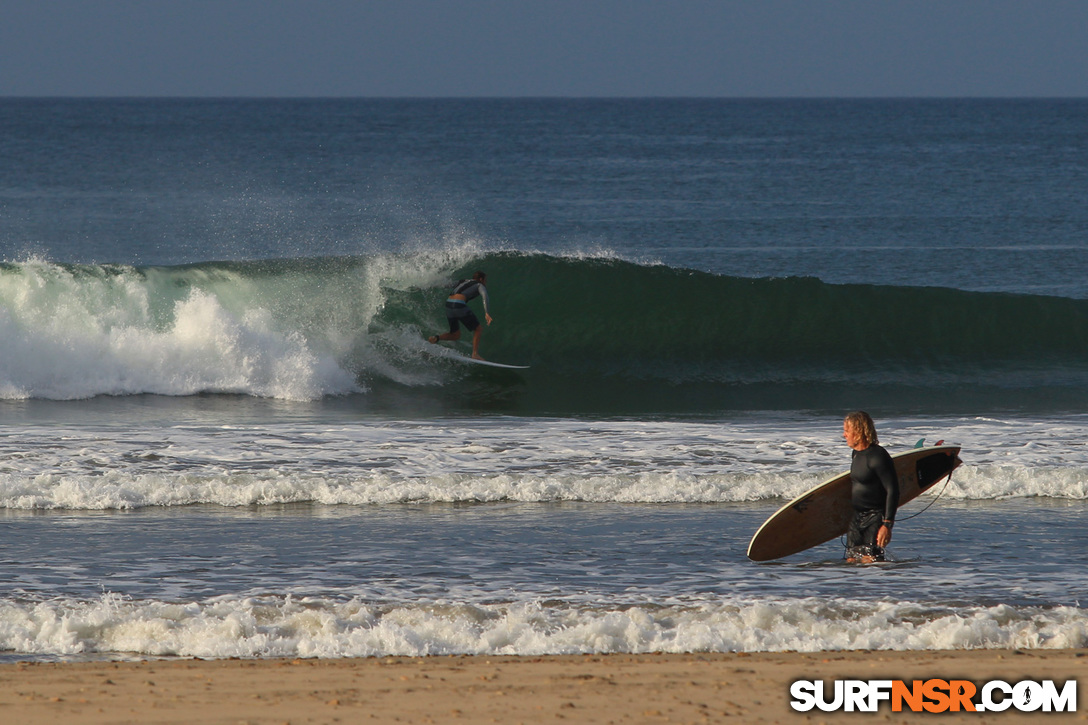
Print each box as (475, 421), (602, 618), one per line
(1, 98), (1088, 660)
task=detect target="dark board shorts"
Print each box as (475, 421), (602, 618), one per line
(445, 301), (480, 333)
(846, 508), (886, 561)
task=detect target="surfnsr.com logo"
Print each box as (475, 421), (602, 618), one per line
(790, 678), (1078, 713)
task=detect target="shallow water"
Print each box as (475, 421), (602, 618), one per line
(3, 98), (1088, 659)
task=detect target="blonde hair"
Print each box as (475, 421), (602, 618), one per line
(844, 411), (879, 447)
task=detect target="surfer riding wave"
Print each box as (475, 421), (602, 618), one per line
(428, 271), (493, 360)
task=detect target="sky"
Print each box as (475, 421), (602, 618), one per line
(1, 0), (1086, 97)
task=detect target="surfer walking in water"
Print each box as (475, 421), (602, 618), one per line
(428, 270), (493, 360)
(842, 411), (899, 564)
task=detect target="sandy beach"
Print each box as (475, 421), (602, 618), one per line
(0, 649), (1083, 724)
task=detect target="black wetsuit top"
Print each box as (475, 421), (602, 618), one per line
(850, 444), (899, 522)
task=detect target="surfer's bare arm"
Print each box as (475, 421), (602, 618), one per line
(480, 285), (493, 324)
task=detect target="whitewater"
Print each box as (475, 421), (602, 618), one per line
(5, 253), (1088, 414)
(3, 97), (1088, 662)
(2, 409), (1088, 661)
(1, 415), (1088, 510)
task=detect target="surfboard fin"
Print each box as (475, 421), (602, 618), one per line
(914, 438), (925, 448)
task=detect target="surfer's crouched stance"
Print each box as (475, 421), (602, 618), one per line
(428, 270), (493, 360)
(842, 411), (899, 563)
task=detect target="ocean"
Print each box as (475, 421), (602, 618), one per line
(1, 98), (1088, 661)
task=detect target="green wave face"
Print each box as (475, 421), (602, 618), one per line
(3, 253), (1088, 415)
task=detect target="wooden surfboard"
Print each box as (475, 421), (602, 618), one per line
(746, 444), (962, 562)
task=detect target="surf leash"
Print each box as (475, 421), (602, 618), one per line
(839, 448), (958, 555)
(895, 465), (955, 522)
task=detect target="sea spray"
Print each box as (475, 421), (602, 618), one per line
(5, 252), (1088, 412)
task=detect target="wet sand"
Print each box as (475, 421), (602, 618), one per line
(0, 649), (1083, 724)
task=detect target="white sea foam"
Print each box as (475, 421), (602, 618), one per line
(1, 467), (1084, 510)
(2, 415), (1088, 509)
(0, 249), (493, 401)
(0, 261), (361, 400)
(1, 593), (1084, 659)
